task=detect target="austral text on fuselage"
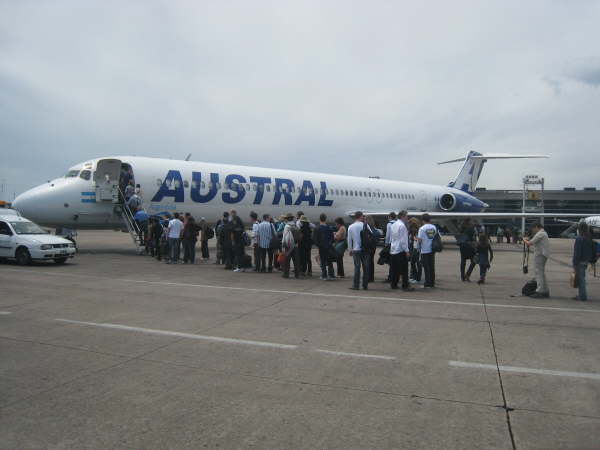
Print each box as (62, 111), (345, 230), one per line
(151, 170), (334, 207)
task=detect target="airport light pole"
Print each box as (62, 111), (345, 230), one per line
(522, 174), (545, 236)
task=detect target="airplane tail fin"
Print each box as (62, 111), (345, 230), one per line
(438, 151), (549, 193)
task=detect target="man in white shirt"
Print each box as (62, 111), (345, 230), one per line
(384, 212), (397, 283)
(166, 212), (184, 264)
(417, 213), (437, 288)
(524, 222), (550, 298)
(250, 211), (260, 271)
(389, 210), (414, 291)
(347, 211), (371, 290)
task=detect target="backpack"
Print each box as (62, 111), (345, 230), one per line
(288, 224), (301, 245)
(205, 227), (215, 240)
(361, 224), (378, 252)
(432, 231), (444, 253)
(522, 279), (537, 296)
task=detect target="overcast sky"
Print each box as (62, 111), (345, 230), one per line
(1, 0), (599, 200)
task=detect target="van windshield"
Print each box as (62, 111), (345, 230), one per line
(10, 221), (47, 235)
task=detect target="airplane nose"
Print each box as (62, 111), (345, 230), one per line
(12, 181), (73, 225)
(12, 190), (37, 219)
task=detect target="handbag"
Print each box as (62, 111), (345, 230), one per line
(334, 240), (347, 256)
(277, 252), (287, 265)
(570, 272), (578, 289)
(327, 245), (338, 263)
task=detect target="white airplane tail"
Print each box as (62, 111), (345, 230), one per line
(438, 151), (548, 193)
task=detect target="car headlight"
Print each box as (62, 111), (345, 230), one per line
(68, 243), (76, 248)
(40, 244), (53, 250)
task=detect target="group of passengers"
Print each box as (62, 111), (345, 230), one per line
(137, 207), (595, 301)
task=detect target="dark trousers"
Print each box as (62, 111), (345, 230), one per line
(479, 264), (489, 280)
(410, 251), (421, 281)
(233, 243), (245, 269)
(421, 253), (435, 287)
(168, 238), (180, 262)
(390, 252), (409, 289)
(183, 240), (196, 263)
(336, 253), (345, 277)
(352, 251), (370, 289)
(201, 240), (209, 259)
(368, 249), (376, 282)
(283, 247), (299, 278)
(460, 255), (476, 280)
(299, 245), (312, 275)
(253, 245), (260, 270)
(257, 247), (268, 272)
(153, 238), (162, 260)
(222, 246), (233, 269)
(318, 247), (335, 278)
(267, 248), (274, 271)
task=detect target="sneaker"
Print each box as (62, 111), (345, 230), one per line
(233, 268), (241, 272)
(326, 277), (335, 281)
(320, 276), (327, 280)
(409, 279), (417, 284)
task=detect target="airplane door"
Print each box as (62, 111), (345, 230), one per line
(94, 159), (121, 203)
(418, 190), (428, 211)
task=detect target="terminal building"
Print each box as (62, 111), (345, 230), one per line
(474, 187), (600, 237)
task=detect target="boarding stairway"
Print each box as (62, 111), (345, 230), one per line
(116, 187), (145, 254)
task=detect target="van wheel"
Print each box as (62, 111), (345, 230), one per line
(54, 257), (68, 264)
(15, 248), (31, 266)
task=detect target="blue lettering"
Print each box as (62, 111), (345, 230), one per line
(273, 178), (294, 205)
(222, 174), (246, 204)
(249, 176), (271, 205)
(294, 180), (316, 206)
(190, 172), (219, 203)
(151, 170), (184, 203)
(318, 181), (333, 207)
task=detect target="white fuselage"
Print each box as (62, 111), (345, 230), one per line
(13, 156), (484, 228)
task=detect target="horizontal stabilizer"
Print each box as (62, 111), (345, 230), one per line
(438, 153), (548, 165)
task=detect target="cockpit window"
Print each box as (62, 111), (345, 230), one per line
(65, 170), (80, 178)
(79, 170), (91, 180)
(9, 221), (47, 235)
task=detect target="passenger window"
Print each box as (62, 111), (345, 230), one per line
(79, 170), (91, 181)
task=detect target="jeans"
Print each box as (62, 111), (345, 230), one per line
(479, 264), (489, 280)
(168, 238), (180, 263)
(390, 252), (409, 289)
(183, 239), (196, 263)
(534, 254), (549, 294)
(576, 262), (588, 300)
(368, 249), (376, 282)
(461, 254), (476, 281)
(222, 246), (233, 269)
(421, 253), (435, 287)
(410, 250), (421, 281)
(352, 251), (370, 289)
(318, 247), (335, 279)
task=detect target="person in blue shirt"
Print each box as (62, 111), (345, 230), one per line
(572, 222), (595, 301)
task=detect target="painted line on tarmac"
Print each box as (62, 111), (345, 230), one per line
(4, 268), (600, 314)
(449, 360), (600, 381)
(314, 349), (396, 360)
(55, 318), (396, 361)
(0, 311), (12, 315)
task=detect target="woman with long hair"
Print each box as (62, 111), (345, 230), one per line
(333, 217), (347, 278)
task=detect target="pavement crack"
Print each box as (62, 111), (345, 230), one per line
(479, 284), (517, 450)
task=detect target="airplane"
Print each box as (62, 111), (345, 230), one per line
(12, 151), (596, 239)
(557, 216), (600, 237)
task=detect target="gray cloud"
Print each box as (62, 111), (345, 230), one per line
(1, 0), (600, 200)
(567, 59), (600, 87)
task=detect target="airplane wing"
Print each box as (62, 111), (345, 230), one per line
(355, 211), (596, 219)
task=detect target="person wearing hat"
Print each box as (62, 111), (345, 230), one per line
(282, 213), (300, 278)
(298, 215), (313, 277)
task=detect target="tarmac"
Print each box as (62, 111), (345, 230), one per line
(1, 231), (599, 449)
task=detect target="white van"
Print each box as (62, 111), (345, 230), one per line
(0, 215), (76, 265)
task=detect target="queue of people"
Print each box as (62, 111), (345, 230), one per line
(137, 208), (595, 301)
